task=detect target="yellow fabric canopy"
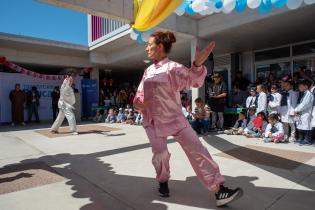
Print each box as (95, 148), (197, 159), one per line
(132, 0), (183, 31)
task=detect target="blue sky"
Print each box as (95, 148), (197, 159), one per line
(0, 0), (87, 45)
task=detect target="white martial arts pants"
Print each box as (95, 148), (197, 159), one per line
(51, 107), (77, 132)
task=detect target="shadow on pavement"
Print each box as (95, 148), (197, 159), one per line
(0, 136), (314, 209)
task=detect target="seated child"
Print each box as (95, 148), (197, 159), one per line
(125, 109), (135, 125)
(135, 112), (143, 125)
(105, 109), (116, 123)
(263, 113), (285, 143)
(243, 111), (268, 138)
(185, 105), (194, 123)
(116, 108), (126, 123)
(93, 110), (104, 123)
(191, 98), (211, 135)
(224, 111), (247, 135)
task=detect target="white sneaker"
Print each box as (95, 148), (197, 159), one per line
(71, 132), (79, 135)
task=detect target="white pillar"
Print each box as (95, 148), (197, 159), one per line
(191, 38), (208, 110)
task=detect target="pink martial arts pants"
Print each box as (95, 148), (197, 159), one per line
(145, 121), (225, 192)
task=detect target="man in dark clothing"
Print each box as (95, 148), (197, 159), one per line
(233, 71), (250, 91)
(208, 72), (227, 131)
(9, 84), (26, 126)
(26, 86), (40, 123)
(51, 86), (60, 121)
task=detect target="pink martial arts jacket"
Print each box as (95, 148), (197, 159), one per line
(134, 58), (207, 137)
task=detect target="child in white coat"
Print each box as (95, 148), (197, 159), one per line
(263, 114), (285, 143)
(279, 75), (298, 142)
(294, 80), (314, 145)
(256, 84), (268, 115)
(268, 84), (282, 114)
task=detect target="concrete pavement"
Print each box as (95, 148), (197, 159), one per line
(0, 122), (314, 210)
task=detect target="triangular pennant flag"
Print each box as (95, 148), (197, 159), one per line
(39, 74), (43, 79)
(26, 70), (31, 75)
(20, 68), (25, 74)
(52, 75), (56, 80)
(46, 75), (50, 80)
(58, 75), (61, 80)
(33, 72), (37, 78)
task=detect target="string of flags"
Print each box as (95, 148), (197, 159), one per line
(0, 56), (93, 80)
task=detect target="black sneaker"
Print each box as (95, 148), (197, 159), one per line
(158, 182), (170, 197)
(215, 185), (243, 207)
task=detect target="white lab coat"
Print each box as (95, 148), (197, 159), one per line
(256, 92), (267, 114)
(264, 122), (284, 138)
(310, 86), (315, 127)
(246, 95), (257, 108)
(279, 90), (298, 124)
(294, 90), (314, 130)
(268, 92), (282, 114)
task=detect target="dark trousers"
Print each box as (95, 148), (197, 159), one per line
(28, 102), (39, 122)
(52, 105), (59, 121)
(297, 129), (311, 142)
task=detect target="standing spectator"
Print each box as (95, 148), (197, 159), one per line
(233, 71), (250, 91)
(26, 86), (40, 123)
(9, 83), (26, 126)
(279, 75), (298, 142)
(294, 80), (314, 145)
(129, 92), (135, 107)
(99, 89), (105, 106)
(231, 84), (247, 107)
(208, 72), (227, 131)
(256, 84), (268, 114)
(51, 86), (60, 121)
(268, 84), (282, 114)
(110, 91), (118, 107)
(51, 72), (78, 135)
(246, 86), (257, 109)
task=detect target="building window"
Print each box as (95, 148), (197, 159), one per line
(255, 47), (290, 62)
(293, 57), (315, 72)
(256, 62), (291, 82)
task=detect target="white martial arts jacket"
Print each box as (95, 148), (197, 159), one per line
(294, 90), (314, 130)
(58, 79), (75, 110)
(268, 92), (282, 114)
(279, 89), (298, 124)
(256, 92), (267, 114)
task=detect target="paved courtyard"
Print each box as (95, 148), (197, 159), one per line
(0, 123), (314, 210)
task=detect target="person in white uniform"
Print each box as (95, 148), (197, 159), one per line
(310, 82), (315, 142)
(256, 84), (267, 115)
(279, 75), (298, 142)
(268, 84), (282, 114)
(294, 80), (314, 145)
(51, 72), (78, 135)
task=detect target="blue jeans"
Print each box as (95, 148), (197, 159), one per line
(192, 119), (209, 134)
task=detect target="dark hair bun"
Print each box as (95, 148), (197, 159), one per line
(165, 31), (176, 43)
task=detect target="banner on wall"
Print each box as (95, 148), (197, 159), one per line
(0, 72), (82, 123)
(81, 79), (98, 119)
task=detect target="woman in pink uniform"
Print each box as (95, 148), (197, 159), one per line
(134, 31), (242, 207)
